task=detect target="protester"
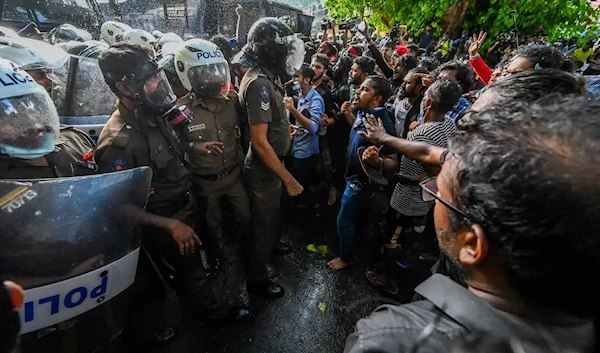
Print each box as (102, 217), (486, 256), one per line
(345, 96), (600, 353)
(328, 76), (398, 270)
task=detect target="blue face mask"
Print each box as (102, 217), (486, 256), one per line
(0, 132), (56, 160)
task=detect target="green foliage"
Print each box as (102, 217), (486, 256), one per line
(324, 0), (599, 42)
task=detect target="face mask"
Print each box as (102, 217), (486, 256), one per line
(0, 132), (56, 160)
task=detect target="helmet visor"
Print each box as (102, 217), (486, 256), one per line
(20, 40), (70, 71)
(187, 62), (231, 98)
(285, 38), (305, 76)
(142, 70), (177, 108)
(0, 89), (59, 149)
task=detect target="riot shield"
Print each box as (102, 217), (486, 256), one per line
(60, 56), (118, 117)
(0, 167), (153, 353)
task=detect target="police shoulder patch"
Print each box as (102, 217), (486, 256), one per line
(110, 159), (128, 172)
(259, 84), (270, 101)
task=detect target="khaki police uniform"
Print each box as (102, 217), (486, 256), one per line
(0, 126), (96, 179)
(238, 67), (290, 282)
(95, 101), (228, 321)
(179, 90), (251, 305)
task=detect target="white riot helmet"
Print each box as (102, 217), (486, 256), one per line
(160, 41), (184, 57)
(0, 58), (60, 159)
(152, 30), (164, 39)
(175, 39), (230, 98)
(156, 32), (183, 52)
(100, 21), (132, 45)
(0, 26), (18, 38)
(0, 36), (69, 71)
(123, 29), (157, 47)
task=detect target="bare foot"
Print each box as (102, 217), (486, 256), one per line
(327, 257), (352, 270)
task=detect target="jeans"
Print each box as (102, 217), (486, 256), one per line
(336, 180), (371, 263)
(244, 159), (282, 282)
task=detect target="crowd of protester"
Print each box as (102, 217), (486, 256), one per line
(1, 7), (600, 353)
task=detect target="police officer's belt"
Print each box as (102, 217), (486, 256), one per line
(196, 164), (238, 181)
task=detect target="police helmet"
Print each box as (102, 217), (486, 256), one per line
(99, 46), (176, 113)
(156, 32), (184, 52)
(0, 58), (60, 158)
(47, 24), (92, 45)
(100, 21), (132, 45)
(60, 40), (109, 59)
(0, 36), (69, 71)
(123, 29), (157, 47)
(243, 17), (305, 75)
(175, 39), (230, 98)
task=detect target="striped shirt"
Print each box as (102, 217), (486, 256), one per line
(391, 116), (457, 216)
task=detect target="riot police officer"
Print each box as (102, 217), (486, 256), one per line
(0, 36), (68, 94)
(0, 58), (96, 179)
(175, 39), (252, 311)
(0, 58), (126, 353)
(235, 17), (305, 298)
(95, 43), (246, 342)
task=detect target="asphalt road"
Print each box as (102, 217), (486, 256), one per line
(145, 204), (433, 353)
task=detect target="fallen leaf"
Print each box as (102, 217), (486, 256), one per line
(316, 245), (329, 255)
(318, 302), (327, 312)
(306, 244), (317, 252)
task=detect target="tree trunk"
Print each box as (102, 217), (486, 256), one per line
(441, 0), (471, 35)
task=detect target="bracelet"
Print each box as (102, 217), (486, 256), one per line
(469, 53), (480, 61)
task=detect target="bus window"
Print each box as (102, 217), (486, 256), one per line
(2, 0), (31, 23)
(30, 0), (100, 27)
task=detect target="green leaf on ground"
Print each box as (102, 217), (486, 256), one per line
(316, 245), (329, 255)
(306, 244), (317, 252)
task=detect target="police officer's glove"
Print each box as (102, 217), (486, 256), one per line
(168, 220), (202, 255)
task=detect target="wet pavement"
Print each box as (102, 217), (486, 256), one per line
(145, 203), (433, 353)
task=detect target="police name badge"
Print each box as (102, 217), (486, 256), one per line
(259, 84), (270, 111)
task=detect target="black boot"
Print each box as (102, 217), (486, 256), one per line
(247, 280), (285, 299)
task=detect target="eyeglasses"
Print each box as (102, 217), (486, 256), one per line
(420, 177), (475, 222)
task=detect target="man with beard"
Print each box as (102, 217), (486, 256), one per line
(348, 56), (377, 104)
(364, 79), (460, 294)
(392, 67), (429, 138)
(346, 95), (597, 353)
(388, 55), (418, 105)
(329, 76), (398, 270)
(311, 53), (338, 204)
